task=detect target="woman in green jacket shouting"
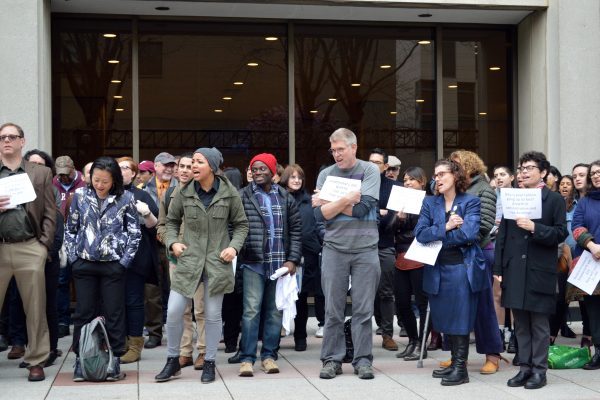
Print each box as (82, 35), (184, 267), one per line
(155, 147), (248, 384)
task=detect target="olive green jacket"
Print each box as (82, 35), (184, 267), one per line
(165, 176), (249, 297)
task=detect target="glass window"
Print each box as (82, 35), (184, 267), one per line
(294, 25), (435, 187)
(442, 29), (513, 169)
(138, 21), (288, 177)
(52, 18), (132, 168)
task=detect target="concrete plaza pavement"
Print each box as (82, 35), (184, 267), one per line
(1, 319), (599, 400)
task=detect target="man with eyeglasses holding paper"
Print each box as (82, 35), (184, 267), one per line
(313, 128), (381, 380)
(0, 122), (56, 382)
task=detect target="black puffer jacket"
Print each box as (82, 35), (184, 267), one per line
(239, 184), (303, 266)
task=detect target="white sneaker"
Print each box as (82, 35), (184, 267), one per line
(315, 326), (324, 338)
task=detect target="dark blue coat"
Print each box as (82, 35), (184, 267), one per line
(415, 192), (488, 295)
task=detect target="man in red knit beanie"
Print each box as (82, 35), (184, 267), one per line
(236, 152), (302, 377)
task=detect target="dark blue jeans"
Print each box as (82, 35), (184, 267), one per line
(125, 269), (146, 337)
(240, 268), (282, 363)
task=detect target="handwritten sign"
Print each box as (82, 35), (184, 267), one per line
(386, 186), (426, 214)
(568, 251), (600, 295)
(0, 173), (36, 208)
(318, 176), (361, 202)
(500, 188), (542, 220)
(404, 239), (443, 265)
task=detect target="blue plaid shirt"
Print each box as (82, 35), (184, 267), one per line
(244, 182), (285, 277)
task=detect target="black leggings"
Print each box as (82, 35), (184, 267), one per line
(394, 267), (429, 340)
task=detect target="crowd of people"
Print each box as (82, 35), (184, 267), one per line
(0, 122), (598, 390)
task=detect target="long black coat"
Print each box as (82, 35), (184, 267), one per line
(493, 187), (567, 314)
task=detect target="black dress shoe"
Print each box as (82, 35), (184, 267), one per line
(507, 333), (517, 354)
(507, 370), (532, 387)
(155, 357), (181, 382)
(144, 336), (162, 349)
(44, 349), (61, 367)
(583, 346), (600, 370)
(294, 340), (307, 352)
(201, 360), (216, 383)
(227, 351), (241, 364)
(524, 372), (547, 389)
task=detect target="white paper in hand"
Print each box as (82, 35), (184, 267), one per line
(567, 251), (600, 295)
(404, 239), (443, 265)
(386, 186), (426, 214)
(0, 173), (37, 208)
(318, 176), (361, 202)
(500, 188), (542, 220)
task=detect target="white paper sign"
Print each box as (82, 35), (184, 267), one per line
(318, 176), (361, 202)
(404, 239), (443, 265)
(386, 186), (426, 214)
(0, 173), (37, 208)
(500, 188), (542, 220)
(568, 251), (600, 295)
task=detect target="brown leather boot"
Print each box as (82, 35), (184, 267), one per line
(382, 335), (398, 351)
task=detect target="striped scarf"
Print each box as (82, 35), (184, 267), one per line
(252, 182), (285, 276)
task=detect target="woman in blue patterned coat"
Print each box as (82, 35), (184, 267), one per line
(65, 156), (141, 382)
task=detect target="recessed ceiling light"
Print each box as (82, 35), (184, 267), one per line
(390, 111), (397, 115)
(155, 6), (170, 11)
(214, 109), (223, 113)
(328, 98), (337, 102)
(478, 112), (487, 116)
(418, 13), (432, 18)
(103, 33), (117, 38)
(108, 60), (119, 64)
(115, 108), (124, 112)
(233, 81), (244, 85)
(310, 110), (318, 114)
(247, 62), (259, 67)
(418, 40), (431, 45)
(110, 80), (121, 84)
(265, 37), (278, 41)
(380, 65), (392, 69)
(351, 83), (361, 87)
(222, 96), (232, 100)
(489, 66), (501, 71)
(416, 99), (425, 103)
(113, 95), (123, 99)
(448, 84), (458, 89)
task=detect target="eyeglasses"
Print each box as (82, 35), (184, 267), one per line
(328, 147), (347, 156)
(0, 134), (22, 142)
(119, 165), (131, 171)
(433, 171), (452, 179)
(590, 170), (600, 178)
(516, 165), (539, 173)
(387, 167), (399, 172)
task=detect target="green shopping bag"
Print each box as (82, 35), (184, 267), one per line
(548, 345), (591, 369)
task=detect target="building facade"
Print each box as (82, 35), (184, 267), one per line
(2, 0), (599, 181)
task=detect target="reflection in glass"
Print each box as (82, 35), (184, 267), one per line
(294, 25), (435, 187)
(442, 29), (513, 170)
(52, 19), (132, 168)
(138, 21), (288, 174)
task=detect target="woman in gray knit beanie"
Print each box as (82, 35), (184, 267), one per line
(194, 147), (223, 173)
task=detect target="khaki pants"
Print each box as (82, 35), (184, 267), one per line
(0, 239), (49, 366)
(168, 262), (206, 356)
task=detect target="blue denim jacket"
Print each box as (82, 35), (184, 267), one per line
(65, 187), (141, 268)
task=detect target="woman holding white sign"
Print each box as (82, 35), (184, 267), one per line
(571, 160), (600, 370)
(393, 166), (431, 361)
(493, 151), (567, 389)
(414, 160), (485, 386)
